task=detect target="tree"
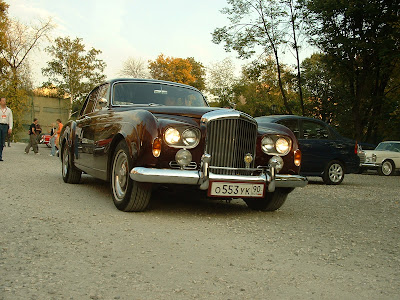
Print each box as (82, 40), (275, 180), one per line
(206, 57), (237, 107)
(300, 0), (400, 142)
(234, 56), (297, 116)
(212, 0), (303, 114)
(0, 14), (53, 136)
(148, 54), (206, 90)
(285, 0), (305, 115)
(42, 36), (106, 116)
(119, 57), (149, 78)
(0, 0), (9, 77)
(301, 53), (338, 123)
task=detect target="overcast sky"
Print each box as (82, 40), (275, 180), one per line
(8, 0), (246, 86)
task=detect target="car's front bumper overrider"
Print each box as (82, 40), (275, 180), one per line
(130, 155), (307, 193)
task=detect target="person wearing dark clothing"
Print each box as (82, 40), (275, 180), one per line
(25, 118), (39, 154)
(35, 123), (42, 143)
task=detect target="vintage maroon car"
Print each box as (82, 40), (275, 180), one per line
(60, 79), (307, 212)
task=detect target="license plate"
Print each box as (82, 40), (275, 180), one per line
(208, 182), (265, 198)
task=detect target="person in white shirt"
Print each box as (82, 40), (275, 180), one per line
(0, 97), (13, 161)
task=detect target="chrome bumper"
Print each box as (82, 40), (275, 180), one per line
(360, 162), (380, 168)
(130, 155), (307, 193)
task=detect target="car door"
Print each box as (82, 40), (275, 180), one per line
(75, 87), (101, 169)
(298, 120), (333, 174)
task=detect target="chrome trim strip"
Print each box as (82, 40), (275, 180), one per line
(360, 162), (381, 168)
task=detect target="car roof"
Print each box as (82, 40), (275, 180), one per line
(256, 115), (327, 123)
(106, 78), (201, 92)
(379, 141), (400, 144)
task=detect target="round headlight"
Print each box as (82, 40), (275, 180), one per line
(261, 136), (275, 153)
(165, 128), (180, 145)
(182, 129), (199, 147)
(276, 137), (290, 155)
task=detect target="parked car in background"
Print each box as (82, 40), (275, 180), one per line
(360, 141), (400, 176)
(60, 79), (307, 212)
(39, 134), (51, 148)
(256, 115), (360, 185)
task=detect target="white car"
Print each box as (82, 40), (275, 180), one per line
(361, 141), (400, 176)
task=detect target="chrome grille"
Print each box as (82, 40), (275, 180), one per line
(206, 117), (257, 175)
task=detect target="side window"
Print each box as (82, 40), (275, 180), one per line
(94, 84), (110, 111)
(302, 121), (330, 140)
(278, 119), (300, 139)
(82, 87), (99, 115)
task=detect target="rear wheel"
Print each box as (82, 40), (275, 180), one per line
(111, 141), (151, 212)
(323, 160), (344, 185)
(244, 188), (292, 211)
(62, 144), (81, 184)
(378, 160), (395, 176)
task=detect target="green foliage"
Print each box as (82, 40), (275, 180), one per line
(0, 0), (8, 56)
(300, 0), (400, 142)
(234, 56), (299, 116)
(212, 0), (300, 114)
(42, 36), (106, 112)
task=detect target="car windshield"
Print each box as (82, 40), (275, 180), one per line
(112, 82), (207, 107)
(375, 142), (400, 152)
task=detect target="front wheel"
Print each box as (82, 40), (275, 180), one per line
(378, 160), (395, 176)
(323, 160), (344, 185)
(244, 188), (292, 211)
(111, 141), (152, 212)
(62, 144), (81, 184)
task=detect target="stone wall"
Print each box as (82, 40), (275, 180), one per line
(16, 96), (70, 142)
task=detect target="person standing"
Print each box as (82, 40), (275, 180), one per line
(0, 97), (13, 161)
(49, 122), (57, 156)
(25, 118), (39, 154)
(55, 118), (63, 151)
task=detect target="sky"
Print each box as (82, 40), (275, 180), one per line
(8, 0), (246, 86)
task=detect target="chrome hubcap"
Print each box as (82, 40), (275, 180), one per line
(113, 150), (128, 201)
(329, 163), (343, 183)
(382, 162), (392, 175)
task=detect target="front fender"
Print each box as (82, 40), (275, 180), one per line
(113, 109), (160, 166)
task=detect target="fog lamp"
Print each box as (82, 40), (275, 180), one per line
(294, 149), (301, 167)
(175, 149), (192, 168)
(152, 138), (162, 157)
(269, 155), (284, 172)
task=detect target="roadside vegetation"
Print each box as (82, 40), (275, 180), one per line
(1, 0), (399, 143)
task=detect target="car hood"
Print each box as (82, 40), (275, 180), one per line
(145, 106), (221, 120)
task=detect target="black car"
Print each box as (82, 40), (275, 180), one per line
(256, 115), (360, 185)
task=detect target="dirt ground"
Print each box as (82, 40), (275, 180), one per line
(0, 143), (399, 300)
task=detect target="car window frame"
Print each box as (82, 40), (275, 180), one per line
(277, 118), (300, 140)
(300, 119), (332, 140)
(110, 80), (209, 108)
(79, 83), (110, 117)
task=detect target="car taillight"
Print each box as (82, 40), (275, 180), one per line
(355, 141), (359, 154)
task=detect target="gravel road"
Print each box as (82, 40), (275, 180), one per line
(1, 143), (399, 300)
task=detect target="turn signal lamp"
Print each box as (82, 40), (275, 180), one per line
(294, 149), (302, 167)
(152, 138), (162, 157)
